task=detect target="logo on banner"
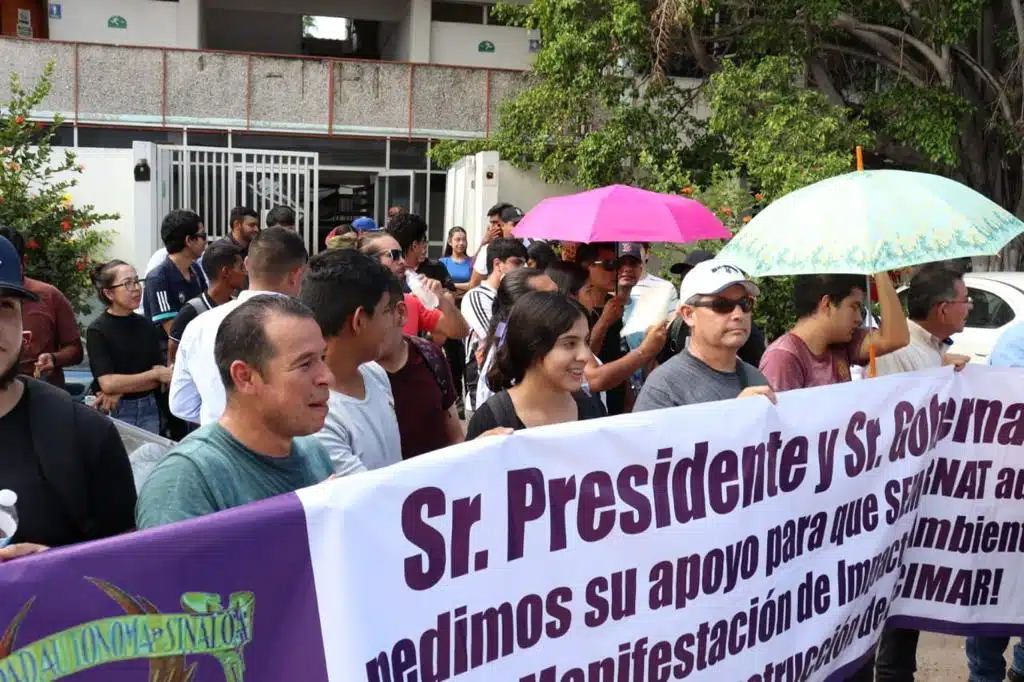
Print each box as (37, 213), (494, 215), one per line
(0, 578), (255, 681)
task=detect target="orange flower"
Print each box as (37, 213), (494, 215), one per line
(721, 206), (734, 217)
(743, 215), (752, 223)
(682, 187), (693, 195)
(61, 220), (72, 232)
(7, 162), (19, 172)
(755, 193), (764, 201)
(14, 116), (24, 125)
(25, 238), (39, 250)
(75, 259), (86, 272)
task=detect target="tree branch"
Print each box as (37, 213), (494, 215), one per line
(834, 12), (951, 86)
(1011, 0), (1024, 118)
(688, 24), (719, 74)
(805, 54), (845, 106)
(950, 46), (1015, 126)
(820, 43), (927, 87)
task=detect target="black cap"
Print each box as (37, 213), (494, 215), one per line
(0, 236), (38, 301)
(616, 242), (644, 260)
(499, 206), (524, 224)
(669, 250), (714, 275)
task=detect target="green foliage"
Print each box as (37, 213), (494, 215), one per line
(864, 84), (969, 167)
(708, 57), (874, 199)
(646, 169), (793, 341)
(431, 0), (719, 190)
(0, 62), (115, 316)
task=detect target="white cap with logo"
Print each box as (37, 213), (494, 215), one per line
(679, 259), (760, 304)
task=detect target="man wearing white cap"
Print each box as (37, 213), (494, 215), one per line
(634, 259), (776, 410)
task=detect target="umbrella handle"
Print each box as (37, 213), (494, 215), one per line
(868, 342), (877, 378)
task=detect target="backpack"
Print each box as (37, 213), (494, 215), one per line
(407, 335), (452, 399)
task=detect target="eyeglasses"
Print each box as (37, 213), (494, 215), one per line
(692, 296), (754, 314)
(590, 260), (619, 272)
(380, 248), (404, 262)
(111, 278), (145, 290)
(190, 232), (208, 241)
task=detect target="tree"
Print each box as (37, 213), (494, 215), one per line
(433, 0), (1024, 269)
(428, 0), (865, 337)
(0, 62), (115, 315)
(652, 0), (1024, 267)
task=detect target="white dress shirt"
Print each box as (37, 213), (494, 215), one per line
(874, 320), (947, 377)
(170, 290), (283, 425)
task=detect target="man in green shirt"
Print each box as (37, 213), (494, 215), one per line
(136, 295), (336, 529)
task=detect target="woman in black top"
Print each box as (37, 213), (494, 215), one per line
(86, 260), (171, 434)
(466, 291), (606, 438)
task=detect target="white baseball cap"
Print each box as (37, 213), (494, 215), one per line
(679, 259), (760, 304)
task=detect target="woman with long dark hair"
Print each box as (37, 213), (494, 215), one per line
(474, 267), (558, 409)
(440, 227), (472, 294)
(85, 260), (171, 434)
(466, 291), (605, 438)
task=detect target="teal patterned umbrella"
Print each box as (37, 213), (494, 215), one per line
(718, 170), (1024, 276)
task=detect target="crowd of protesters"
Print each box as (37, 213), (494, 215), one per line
(0, 197), (1019, 682)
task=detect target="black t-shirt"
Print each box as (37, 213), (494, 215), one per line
(86, 311), (164, 398)
(168, 293), (214, 343)
(0, 385), (80, 547)
(588, 307), (627, 416)
(466, 390), (607, 439)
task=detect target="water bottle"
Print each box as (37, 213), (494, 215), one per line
(0, 490), (18, 549)
(406, 271), (439, 309)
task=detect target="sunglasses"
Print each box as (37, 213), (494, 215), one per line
(692, 296), (754, 314)
(378, 248), (404, 262)
(590, 260), (619, 272)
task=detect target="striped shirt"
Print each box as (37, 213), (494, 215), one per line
(461, 283), (497, 354)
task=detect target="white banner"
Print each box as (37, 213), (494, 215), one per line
(298, 366), (1024, 682)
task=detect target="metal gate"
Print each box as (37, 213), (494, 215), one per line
(155, 146), (320, 254)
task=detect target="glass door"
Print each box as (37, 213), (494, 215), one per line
(378, 170), (415, 225)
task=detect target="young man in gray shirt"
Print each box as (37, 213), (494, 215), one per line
(634, 260), (776, 411)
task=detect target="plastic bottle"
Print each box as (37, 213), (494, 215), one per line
(0, 490), (18, 548)
(406, 271), (439, 309)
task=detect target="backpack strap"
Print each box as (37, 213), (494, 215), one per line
(668, 315), (688, 354)
(489, 390), (519, 428)
(407, 335), (451, 398)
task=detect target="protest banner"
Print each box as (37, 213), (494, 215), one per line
(1, 366), (1023, 682)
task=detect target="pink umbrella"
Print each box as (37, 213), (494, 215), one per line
(513, 184), (731, 243)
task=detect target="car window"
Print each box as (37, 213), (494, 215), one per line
(966, 288), (1016, 329)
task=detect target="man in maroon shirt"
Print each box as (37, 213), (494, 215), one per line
(759, 273), (909, 391)
(377, 297), (463, 458)
(0, 227), (83, 389)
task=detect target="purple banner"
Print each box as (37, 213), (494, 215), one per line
(0, 493), (329, 682)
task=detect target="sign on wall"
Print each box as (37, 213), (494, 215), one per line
(16, 9), (32, 37)
(48, 3), (62, 20)
(107, 15), (128, 29)
(477, 40), (495, 53)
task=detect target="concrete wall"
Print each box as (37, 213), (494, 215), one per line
(1, 37), (528, 137)
(47, 0), (200, 48)
(445, 151), (580, 251)
(49, 146), (138, 266)
(430, 22), (534, 69)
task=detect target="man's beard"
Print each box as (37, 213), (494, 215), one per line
(0, 346), (23, 391)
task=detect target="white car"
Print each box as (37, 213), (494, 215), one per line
(899, 272), (1024, 363)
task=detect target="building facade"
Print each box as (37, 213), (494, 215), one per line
(1, 0), (540, 259)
